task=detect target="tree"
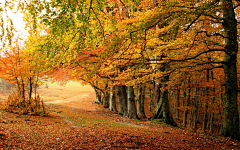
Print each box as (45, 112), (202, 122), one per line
(221, 0), (239, 140)
(0, 42), (47, 115)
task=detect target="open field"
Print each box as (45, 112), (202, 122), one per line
(37, 81), (94, 103)
(0, 81), (94, 102)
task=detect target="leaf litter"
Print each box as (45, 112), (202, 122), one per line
(0, 87), (239, 149)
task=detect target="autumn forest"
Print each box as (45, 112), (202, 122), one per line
(0, 0), (240, 149)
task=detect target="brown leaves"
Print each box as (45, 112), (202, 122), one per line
(0, 85), (240, 149)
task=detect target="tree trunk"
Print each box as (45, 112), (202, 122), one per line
(137, 84), (147, 119)
(103, 92), (109, 108)
(151, 84), (177, 126)
(182, 108), (188, 127)
(209, 112), (214, 135)
(94, 79), (101, 104)
(154, 82), (161, 105)
(149, 81), (155, 112)
(127, 86), (138, 119)
(34, 76), (38, 101)
(94, 87), (101, 104)
(194, 100), (200, 130)
(103, 82), (109, 108)
(175, 85), (180, 120)
(116, 86), (122, 115)
(202, 104), (208, 132)
(21, 79), (25, 101)
(150, 63), (177, 127)
(109, 81), (117, 112)
(183, 79), (190, 127)
(202, 69), (210, 132)
(221, 0), (240, 140)
(116, 85), (128, 117)
(29, 77), (33, 101)
(189, 109), (194, 127)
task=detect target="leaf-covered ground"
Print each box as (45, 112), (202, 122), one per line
(0, 83), (240, 149)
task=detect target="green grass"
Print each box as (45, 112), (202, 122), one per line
(152, 119), (165, 125)
(105, 120), (132, 128)
(66, 115), (133, 129)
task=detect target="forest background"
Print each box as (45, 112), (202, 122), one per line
(0, 0), (239, 141)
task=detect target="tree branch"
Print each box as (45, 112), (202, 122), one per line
(88, 0), (93, 20)
(234, 3), (240, 9)
(184, 14), (201, 31)
(168, 49), (228, 62)
(184, 0), (221, 31)
(90, 7), (105, 39)
(119, 0), (126, 7)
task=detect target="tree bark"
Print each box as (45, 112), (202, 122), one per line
(137, 84), (147, 119)
(116, 85), (128, 117)
(21, 79), (25, 101)
(221, 0), (240, 140)
(154, 82), (161, 105)
(150, 63), (177, 127)
(182, 78), (190, 127)
(175, 85), (180, 120)
(202, 102), (209, 132)
(182, 108), (188, 127)
(202, 69), (210, 132)
(183, 79), (190, 127)
(29, 77), (33, 101)
(103, 82), (109, 108)
(194, 100), (200, 130)
(109, 81), (117, 112)
(209, 112), (214, 135)
(94, 79), (101, 104)
(189, 108), (194, 127)
(127, 86), (138, 119)
(149, 81), (155, 112)
(94, 87), (101, 104)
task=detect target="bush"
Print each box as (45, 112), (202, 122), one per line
(3, 92), (48, 116)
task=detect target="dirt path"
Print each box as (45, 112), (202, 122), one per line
(0, 85), (240, 149)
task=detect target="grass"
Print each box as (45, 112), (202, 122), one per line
(64, 113), (133, 129)
(152, 119), (165, 125)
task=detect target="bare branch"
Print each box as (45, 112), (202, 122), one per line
(168, 49), (228, 62)
(184, 0), (221, 31)
(88, 0), (93, 20)
(90, 7), (105, 39)
(234, 3), (240, 9)
(119, 0), (126, 7)
(184, 14), (201, 31)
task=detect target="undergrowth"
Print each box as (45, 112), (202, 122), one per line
(2, 92), (47, 116)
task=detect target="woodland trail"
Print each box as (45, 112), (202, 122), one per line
(0, 86), (240, 149)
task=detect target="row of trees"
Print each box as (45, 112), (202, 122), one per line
(0, 0), (239, 140)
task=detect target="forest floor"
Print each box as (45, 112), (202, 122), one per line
(0, 82), (240, 149)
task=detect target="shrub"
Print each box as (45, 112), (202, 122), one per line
(3, 92), (47, 116)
